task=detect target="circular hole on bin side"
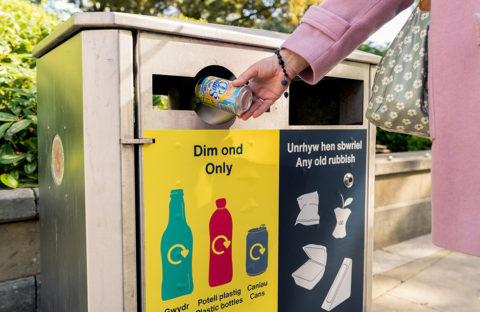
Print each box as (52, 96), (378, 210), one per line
(193, 65), (238, 125)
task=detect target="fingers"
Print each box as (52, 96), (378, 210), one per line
(232, 64), (259, 87)
(239, 95), (257, 120)
(240, 97), (274, 120)
(252, 99), (274, 118)
(239, 109), (254, 120)
(239, 97), (260, 120)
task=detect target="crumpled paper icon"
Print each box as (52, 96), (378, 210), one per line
(295, 191), (320, 226)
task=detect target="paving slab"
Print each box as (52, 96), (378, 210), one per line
(373, 250), (414, 275)
(383, 233), (442, 259)
(388, 251), (480, 312)
(380, 249), (450, 283)
(372, 293), (439, 312)
(372, 274), (402, 299)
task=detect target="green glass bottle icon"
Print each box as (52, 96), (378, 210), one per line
(161, 189), (193, 300)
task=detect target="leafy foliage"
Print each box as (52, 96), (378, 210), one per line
(357, 41), (387, 56)
(88, 0), (322, 31)
(153, 94), (168, 110)
(0, 0), (59, 188)
(376, 128), (431, 152)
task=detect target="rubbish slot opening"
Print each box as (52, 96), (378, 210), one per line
(289, 77), (364, 126)
(152, 75), (193, 110)
(152, 65), (241, 125)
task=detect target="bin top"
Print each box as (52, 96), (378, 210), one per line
(33, 12), (381, 65)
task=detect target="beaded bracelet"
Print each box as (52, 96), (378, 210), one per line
(274, 49), (290, 98)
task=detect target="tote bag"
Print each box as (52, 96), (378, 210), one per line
(366, 6), (431, 138)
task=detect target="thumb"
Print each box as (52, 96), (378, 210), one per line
(232, 65), (258, 87)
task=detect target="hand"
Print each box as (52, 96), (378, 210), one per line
(232, 49), (308, 120)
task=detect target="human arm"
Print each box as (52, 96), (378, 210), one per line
(232, 49), (308, 120)
(233, 0), (415, 119)
(283, 0), (414, 84)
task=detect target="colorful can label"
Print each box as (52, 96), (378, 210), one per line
(195, 76), (250, 115)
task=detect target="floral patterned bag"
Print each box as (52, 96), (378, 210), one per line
(366, 5), (431, 138)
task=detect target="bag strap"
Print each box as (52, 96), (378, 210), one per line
(419, 0), (431, 11)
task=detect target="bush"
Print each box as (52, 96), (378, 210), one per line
(376, 128), (431, 152)
(0, 0), (58, 188)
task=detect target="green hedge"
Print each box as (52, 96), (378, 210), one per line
(0, 0), (58, 188)
(376, 128), (431, 152)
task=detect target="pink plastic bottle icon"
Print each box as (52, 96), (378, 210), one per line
(209, 198), (233, 287)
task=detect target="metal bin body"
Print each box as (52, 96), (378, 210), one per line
(34, 12), (379, 312)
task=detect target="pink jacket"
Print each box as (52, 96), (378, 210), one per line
(283, 0), (480, 256)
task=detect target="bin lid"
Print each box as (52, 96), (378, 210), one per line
(33, 12), (381, 65)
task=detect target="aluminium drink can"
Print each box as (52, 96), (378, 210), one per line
(194, 76), (252, 115)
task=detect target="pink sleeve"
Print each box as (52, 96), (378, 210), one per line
(281, 0), (414, 84)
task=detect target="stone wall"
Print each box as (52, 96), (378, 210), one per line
(0, 188), (40, 312)
(0, 151), (432, 310)
(374, 151), (432, 249)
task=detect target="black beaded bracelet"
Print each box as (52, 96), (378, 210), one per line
(274, 49), (290, 98)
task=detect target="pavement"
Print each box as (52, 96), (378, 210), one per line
(372, 234), (480, 312)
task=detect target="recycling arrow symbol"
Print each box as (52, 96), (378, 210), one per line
(249, 243), (266, 261)
(212, 235), (231, 255)
(167, 244), (190, 265)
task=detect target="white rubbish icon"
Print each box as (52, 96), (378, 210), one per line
(291, 244), (327, 290)
(321, 258), (352, 311)
(295, 191), (320, 226)
(332, 194), (353, 239)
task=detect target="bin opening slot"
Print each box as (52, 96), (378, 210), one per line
(152, 65), (240, 111)
(289, 77), (364, 126)
(152, 75), (195, 111)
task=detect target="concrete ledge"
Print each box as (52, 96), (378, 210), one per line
(374, 151), (432, 249)
(0, 276), (36, 312)
(374, 198), (431, 250)
(375, 150), (431, 176)
(0, 188), (37, 223)
(0, 188), (40, 311)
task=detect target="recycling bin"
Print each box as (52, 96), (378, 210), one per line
(34, 12), (379, 312)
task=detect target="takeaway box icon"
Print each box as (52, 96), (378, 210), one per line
(291, 244), (327, 290)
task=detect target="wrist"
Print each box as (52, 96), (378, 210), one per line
(274, 48), (308, 98)
(279, 48), (309, 79)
